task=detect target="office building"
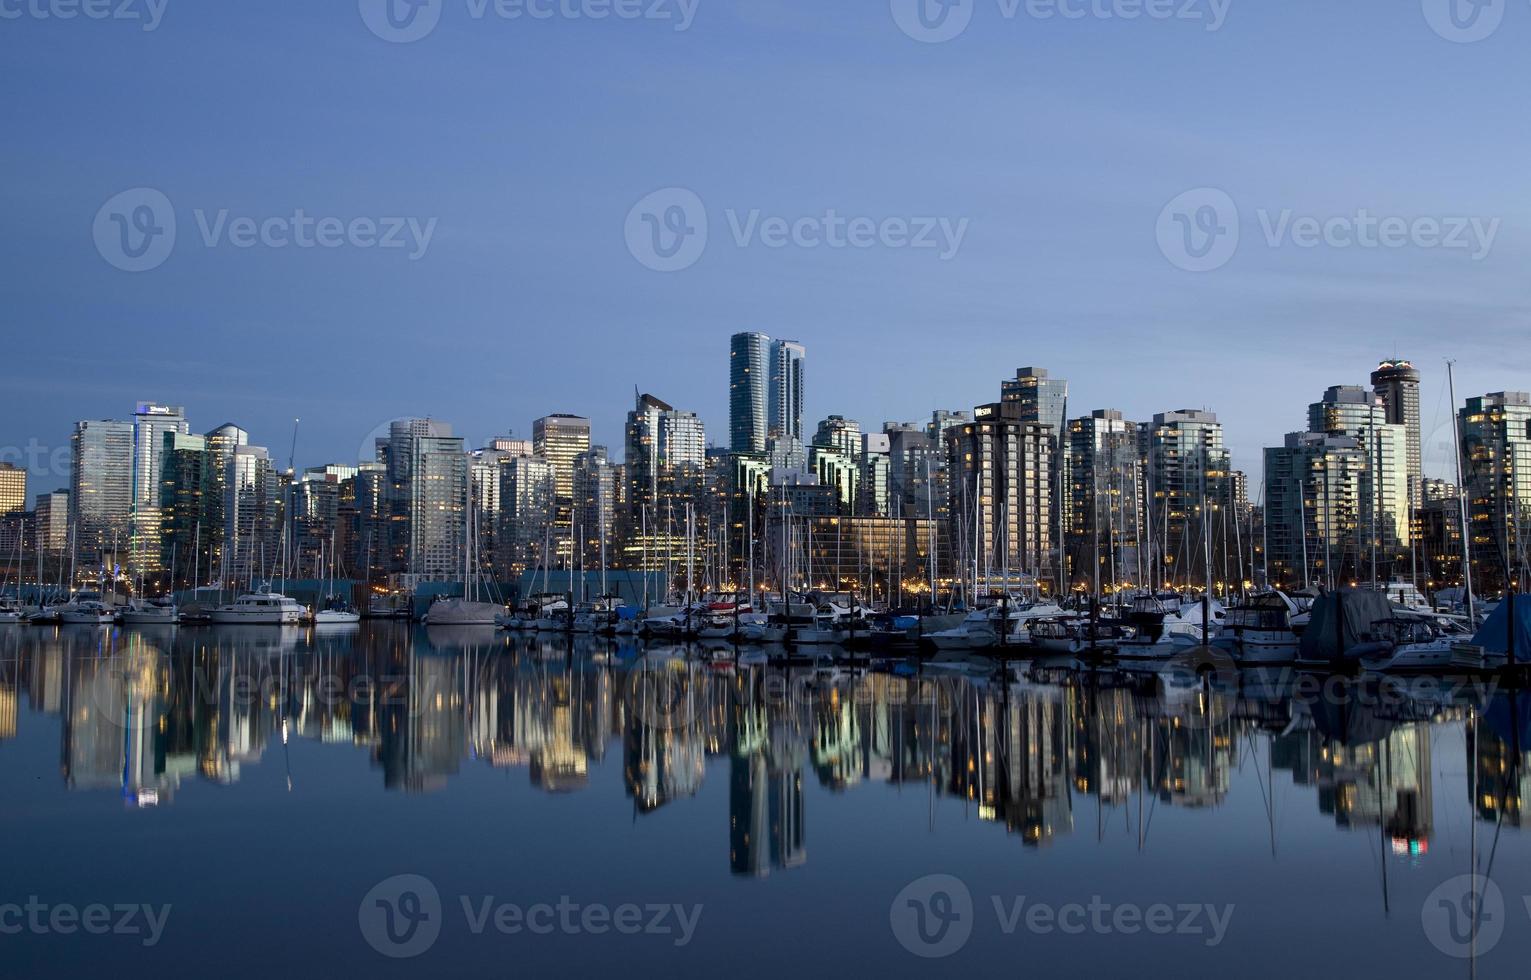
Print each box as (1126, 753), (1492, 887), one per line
(130, 402), (188, 578)
(533, 414), (591, 564)
(0, 462), (24, 515)
(70, 419), (135, 583)
(1142, 410), (1231, 588)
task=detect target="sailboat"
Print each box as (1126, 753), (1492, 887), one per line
(423, 481), (503, 626)
(314, 536), (361, 625)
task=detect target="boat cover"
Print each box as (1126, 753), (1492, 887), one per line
(1298, 589), (1397, 662)
(1471, 596), (1531, 661)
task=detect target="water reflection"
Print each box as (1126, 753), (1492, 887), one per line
(0, 624), (1525, 864)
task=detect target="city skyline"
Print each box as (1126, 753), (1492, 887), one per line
(0, 342), (1500, 509)
(6, 8), (1527, 512)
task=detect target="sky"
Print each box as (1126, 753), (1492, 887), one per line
(3, 0), (1528, 504)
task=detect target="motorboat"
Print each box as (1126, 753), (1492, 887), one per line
(120, 596), (181, 626)
(1124, 593), (1223, 646)
(208, 592), (308, 625)
(1226, 591), (1302, 664)
(927, 610), (999, 651)
(1030, 617), (1134, 654)
(0, 597), (21, 625)
(792, 614), (848, 646)
(57, 591), (116, 625)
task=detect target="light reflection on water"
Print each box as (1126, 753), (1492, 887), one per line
(0, 622), (1528, 978)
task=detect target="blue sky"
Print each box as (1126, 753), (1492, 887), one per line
(3, 0), (1527, 502)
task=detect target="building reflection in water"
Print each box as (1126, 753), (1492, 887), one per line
(0, 626), (1521, 864)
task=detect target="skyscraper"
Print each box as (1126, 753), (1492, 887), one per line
(730, 332), (771, 453)
(573, 446), (617, 568)
(131, 402), (188, 578)
(533, 414), (591, 565)
(497, 454), (557, 579)
(70, 419), (135, 583)
(626, 393), (706, 516)
(225, 444), (280, 586)
(1066, 410), (1142, 592)
(0, 462), (25, 515)
(1460, 391), (1531, 595)
(770, 340), (806, 443)
(1372, 359), (1422, 505)
(945, 403), (1054, 588)
(728, 333), (806, 453)
(203, 423), (250, 578)
(159, 432), (209, 586)
(1001, 367), (1069, 438)
(1142, 410), (1231, 588)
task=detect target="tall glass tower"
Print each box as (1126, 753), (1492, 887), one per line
(70, 419), (135, 584)
(729, 333), (805, 453)
(730, 332), (770, 453)
(1371, 359), (1422, 507)
(131, 401), (188, 578)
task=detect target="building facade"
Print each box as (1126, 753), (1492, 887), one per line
(70, 419), (135, 584)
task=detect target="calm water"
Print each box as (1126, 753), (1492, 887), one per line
(1, 623), (1528, 978)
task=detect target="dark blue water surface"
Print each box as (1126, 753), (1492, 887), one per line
(1, 623), (1528, 979)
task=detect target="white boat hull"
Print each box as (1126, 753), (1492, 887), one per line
(314, 610), (362, 625)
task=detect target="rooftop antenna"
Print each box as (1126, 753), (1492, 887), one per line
(288, 418), (301, 476)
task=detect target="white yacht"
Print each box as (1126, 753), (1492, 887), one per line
(120, 597), (181, 626)
(209, 592), (308, 625)
(0, 597), (21, 625)
(57, 591), (116, 625)
(1226, 591), (1302, 664)
(926, 610), (1000, 651)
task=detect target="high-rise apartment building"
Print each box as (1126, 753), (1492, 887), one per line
(1142, 409), (1231, 588)
(1460, 391), (1531, 594)
(945, 402), (1054, 589)
(729, 333), (806, 453)
(225, 444), (280, 586)
(497, 454), (557, 579)
(573, 446), (617, 568)
(1372, 359), (1422, 506)
(1066, 410), (1142, 591)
